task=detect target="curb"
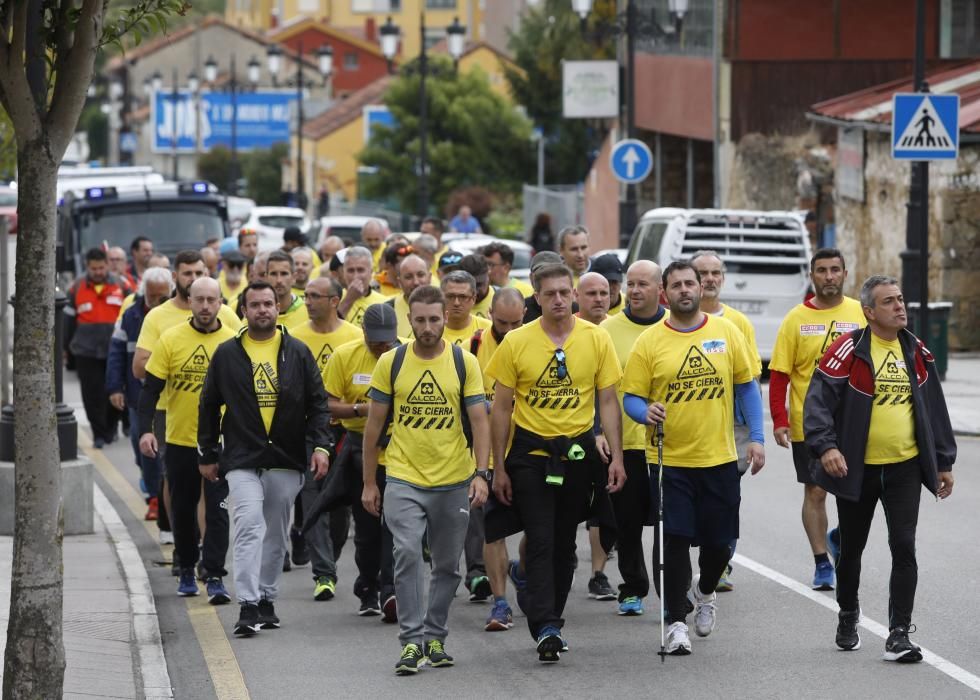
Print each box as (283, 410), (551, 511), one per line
(93, 484), (174, 699)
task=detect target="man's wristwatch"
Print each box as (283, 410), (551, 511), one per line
(476, 469), (491, 483)
(352, 403), (361, 417)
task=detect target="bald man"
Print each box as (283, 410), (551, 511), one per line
(360, 219), (387, 271)
(200, 246), (219, 278)
(138, 276), (239, 602)
(291, 247), (316, 295)
(387, 254), (431, 338)
(319, 236), (345, 269)
(575, 272), (611, 325)
(600, 260), (669, 615)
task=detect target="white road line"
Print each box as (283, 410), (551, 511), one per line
(732, 553), (980, 694)
(93, 484), (175, 699)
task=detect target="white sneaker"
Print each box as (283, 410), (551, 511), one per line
(665, 621), (692, 655)
(692, 575), (717, 638)
(159, 529), (174, 545)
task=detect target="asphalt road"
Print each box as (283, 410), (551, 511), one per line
(66, 372), (980, 699)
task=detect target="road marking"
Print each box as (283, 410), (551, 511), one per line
(82, 435), (251, 700)
(733, 553), (980, 693)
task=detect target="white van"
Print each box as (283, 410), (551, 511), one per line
(625, 208), (812, 363)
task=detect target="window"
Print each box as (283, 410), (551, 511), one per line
(426, 0), (456, 8)
(352, 0), (397, 11)
(940, 0), (980, 57)
(344, 51), (359, 70)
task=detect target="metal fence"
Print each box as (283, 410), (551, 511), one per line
(522, 184), (585, 243)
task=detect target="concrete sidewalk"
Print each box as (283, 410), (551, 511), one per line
(943, 353), (980, 436)
(0, 485), (171, 699)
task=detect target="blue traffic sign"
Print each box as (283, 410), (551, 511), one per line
(892, 93), (960, 161)
(610, 139), (653, 184)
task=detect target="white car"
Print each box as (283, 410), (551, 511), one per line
(446, 235), (533, 282)
(317, 216), (385, 246)
(241, 206), (311, 251)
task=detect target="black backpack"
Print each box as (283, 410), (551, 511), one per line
(378, 343), (473, 449)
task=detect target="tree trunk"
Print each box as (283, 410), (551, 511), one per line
(2, 134), (65, 699)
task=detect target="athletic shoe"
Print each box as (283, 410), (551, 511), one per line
(588, 571), (616, 601)
(508, 560), (527, 591)
(177, 569), (199, 597)
(665, 621), (692, 655)
(836, 609), (861, 650)
(282, 552), (291, 573)
(145, 497), (158, 521)
(536, 626), (563, 663)
(812, 561), (835, 591)
(359, 591), (382, 616)
(233, 603), (261, 636)
(206, 578), (231, 605)
(425, 639), (454, 667)
(394, 643), (425, 675)
(618, 596), (644, 616)
(485, 599), (514, 631)
(468, 575), (492, 602)
(159, 529), (174, 545)
(884, 625), (922, 663)
(827, 527), (841, 567)
(290, 527), (310, 567)
(93, 437), (105, 449)
(257, 599), (280, 629)
(692, 576), (717, 637)
(314, 576), (336, 601)
(715, 565), (734, 592)
(382, 595), (398, 623)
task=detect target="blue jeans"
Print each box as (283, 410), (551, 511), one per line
(129, 406), (161, 498)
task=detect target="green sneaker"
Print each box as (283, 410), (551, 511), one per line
(395, 643), (426, 675)
(314, 576), (336, 601)
(425, 639), (454, 667)
(715, 565), (734, 592)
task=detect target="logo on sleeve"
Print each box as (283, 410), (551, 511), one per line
(676, 346), (717, 380)
(701, 339), (726, 354)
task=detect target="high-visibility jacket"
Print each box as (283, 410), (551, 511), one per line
(64, 275), (126, 359)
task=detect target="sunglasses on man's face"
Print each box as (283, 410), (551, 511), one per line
(554, 348), (567, 380)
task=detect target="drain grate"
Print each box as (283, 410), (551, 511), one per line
(63, 616), (131, 641)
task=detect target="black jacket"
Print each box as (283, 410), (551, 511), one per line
(803, 327), (956, 502)
(198, 326), (332, 473)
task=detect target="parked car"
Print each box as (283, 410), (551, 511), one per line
(241, 206), (311, 251)
(0, 186), (16, 234)
(626, 208), (812, 362)
(317, 215), (385, 247)
(594, 248), (627, 264)
(447, 235), (533, 283)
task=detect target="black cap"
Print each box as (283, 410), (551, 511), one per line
(222, 249), (246, 265)
(362, 303), (399, 343)
(283, 226), (308, 245)
(590, 253), (624, 283)
(438, 250), (464, 269)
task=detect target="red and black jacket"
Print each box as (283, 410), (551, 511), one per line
(803, 327), (956, 502)
(64, 275), (126, 360)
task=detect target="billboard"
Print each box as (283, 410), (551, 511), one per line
(562, 60), (619, 119)
(152, 90), (299, 153)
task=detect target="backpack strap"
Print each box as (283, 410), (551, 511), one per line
(469, 328), (484, 357)
(451, 344), (473, 450)
(377, 344), (408, 448)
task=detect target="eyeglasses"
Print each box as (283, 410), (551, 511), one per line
(445, 293), (473, 303)
(554, 348), (567, 380)
(305, 292), (339, 301)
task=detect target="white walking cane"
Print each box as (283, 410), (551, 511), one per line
(655, 421), (666, 663)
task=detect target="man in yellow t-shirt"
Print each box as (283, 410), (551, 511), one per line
(338, 246), (390, 326)
(459, 254), (495, 320)
(803, 274), (955, 660)
(137, 277), (236, 603)
(199, 281), (331, 637)
(769, 248), (866, 591)
(440, 270), (492, 346)
(485, 262), (624, 663)
(388, 254), (431, 338)
(266, 250), (309, 329)
(361, 285), (489, 674)
(481, 240), (534, 298)
(218, 250), (247, 304)
(599, 260), (667, 616)
(289, 276), (360, 602)
(621, 261), (765, 656)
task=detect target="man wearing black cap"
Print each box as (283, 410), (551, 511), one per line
(282, 225), (309, 252)
(436, 250), (464, 280)
(590, 253), (625, 315)
(219, 249), (247, 304)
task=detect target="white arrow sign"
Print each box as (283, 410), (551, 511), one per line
(610, 138), (653, 184)
(622, 147), (641, 179)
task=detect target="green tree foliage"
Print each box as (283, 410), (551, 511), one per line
(242, 143), (288, 205)
(504, 0), (617, 184)
(0, 111), (14, 180)
(197, 145), (233, 188)
(77, 104), (108, 162)
(359, 57), (534, 215)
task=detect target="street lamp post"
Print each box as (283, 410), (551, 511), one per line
(205, 54), (262, 195)
(379, 15), (466, 220)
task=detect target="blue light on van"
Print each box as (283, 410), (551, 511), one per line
(85, 186), (117, 200)
(178, 181), (212, 195)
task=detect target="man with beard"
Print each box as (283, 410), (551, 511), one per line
(770, 248), (866, 591)
(138, 277), (237, 603)
(266, 250), (309, 329)
(621, 261), (765, 656)
(388, 254), (431, 338)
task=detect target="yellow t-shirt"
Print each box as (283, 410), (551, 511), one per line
(278, 295), (309, 329)
(472, 288), (495, 320)
(601, 310), (666, 452)
(371, 245), (384, 272)
(769, 298), (866, 441)
(218, 272), (245, 305)
(443, 315), (492, 347)
(392, 295), (412, 338)
(430, 245), (450, 276)
(865, 334), (919, 465)
(345, 290), (391, 327)
(369, 341), (484, 488)
(144, 318), (236, 447)
(290, 320), (361, 389)
(324, 339), (379, 434)
(505, 277), (534, 298)
(486, 317), (621, 440)
(607, 292), (625, 316)
(241, 331), (281, 434)
(718, 304), (762, 378)
(621, 314), (753, 467)
(474, 327), (504, 468)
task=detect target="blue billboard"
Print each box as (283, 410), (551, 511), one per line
(152, 90), (299, 153)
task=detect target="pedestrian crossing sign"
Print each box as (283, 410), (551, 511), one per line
(891, 93), (960, 161)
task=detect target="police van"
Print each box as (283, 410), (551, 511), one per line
(625, 208), (812, 363)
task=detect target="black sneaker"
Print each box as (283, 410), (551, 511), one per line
(836, 609), (861, 650)
(468, 575), (491, 602)
(395, 643), (425, 675)
(588, 571), (617, 601)
(424, 639), (454, 667)
(234, 603), (261, 637)
(257, 599), (280, 629)
(359, 591), (381, 616)
(290, 527), (310, 567)
(884, 625), (922, 663)
(536, 626), (563, 663)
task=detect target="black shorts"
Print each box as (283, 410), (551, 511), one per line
(662, 461), (740, 548)
(792, 441), (817, 485)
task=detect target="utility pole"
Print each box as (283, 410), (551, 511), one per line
(619, 0), (638, 247)
(418, 12), (429, 219)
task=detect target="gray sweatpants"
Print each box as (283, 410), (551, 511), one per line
(384, 480), (470, 646)
(227, 469), (304, 604)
